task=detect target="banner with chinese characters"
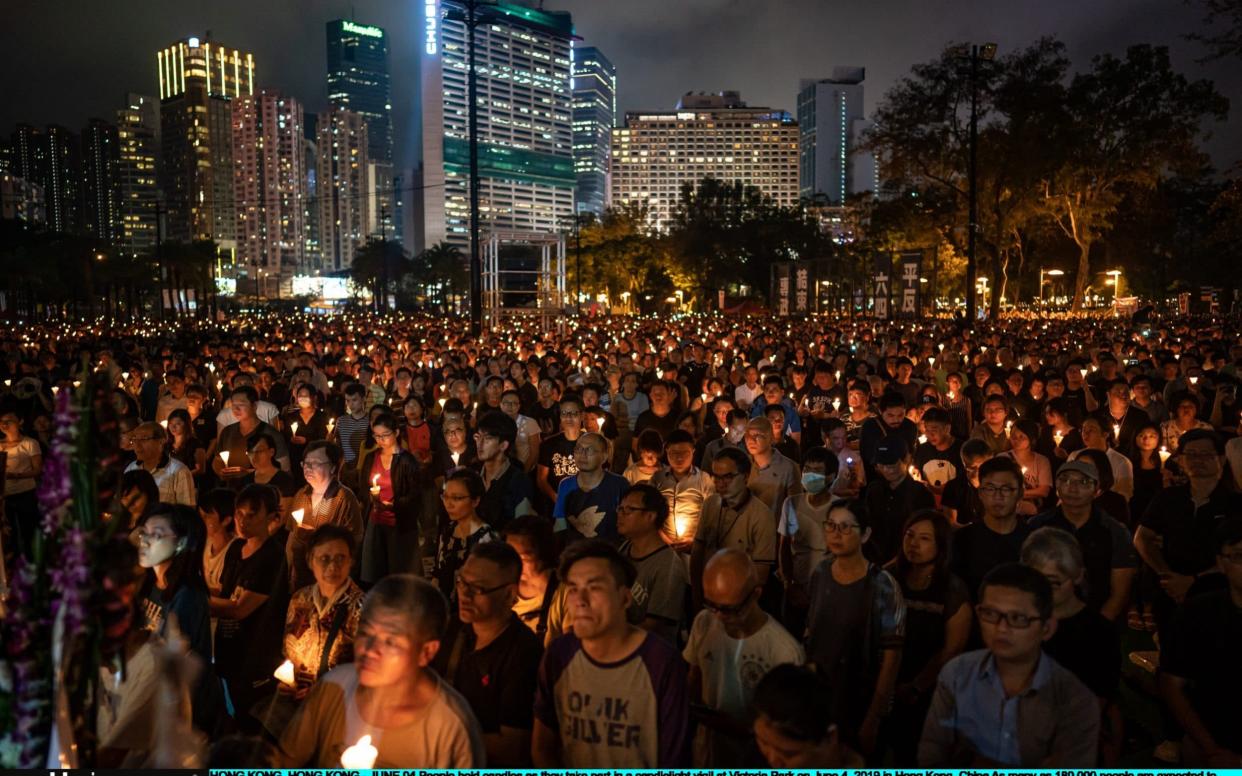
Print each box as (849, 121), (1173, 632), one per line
(771, 263), (791, 316)
(898, 250), (922, 317)
(873, 254), (891, 319)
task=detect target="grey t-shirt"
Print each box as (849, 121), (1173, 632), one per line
(622, 540), (689, 645)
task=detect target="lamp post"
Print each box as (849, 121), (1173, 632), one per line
(1039, 267), (1064, 305)
(1106, 269), (1122, 300)
(444, 0), (499, 336)
(953, 42), (997, 324)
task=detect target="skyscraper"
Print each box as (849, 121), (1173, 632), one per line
(43, 125), (81, 234)
(316, 108), (370, 272)
(157, 36), (253, 245)
(327, 20), (396, 241)
(797, 68), (877, 204)
(233, 90), (308, 294)
(116, 94), (161, 256)
(611, 92), (800, 231)
(572, 46), (616, 215)
(81, 118), (122, 244)
(420, 0), (576, 251)
(302, 112), (321, 269)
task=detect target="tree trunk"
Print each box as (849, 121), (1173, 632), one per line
(1071, 239), (1091, 311)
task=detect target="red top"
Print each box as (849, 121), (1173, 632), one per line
(369, 455), (396, 526)
(405, 422), (433, 464)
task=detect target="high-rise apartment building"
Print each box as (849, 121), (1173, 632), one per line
(571, 46), (616, 216)
(327, 20), (396, 242)
(611, 91), (799, 231)
(233, 90), (308, 292)
(302, 112), (322, 269)
(116, 94), (161, 256)
(316, 108), (369, 271)
(797, 68), (877, 203)
(81, 119), (123, 244)
(157, 36), (253, 245)
(420, 0), (576, 251)
(0, 173), (45, 227)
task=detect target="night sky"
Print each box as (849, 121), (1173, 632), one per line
(3, 0), (1238, 172)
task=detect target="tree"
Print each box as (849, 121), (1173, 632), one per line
(351, 239), (409, 312)
(1039, 45), (1228, 309)
(411, 242), (468, 312)
(1188, 0), (1242, 62)
(566, 204), (667, 310)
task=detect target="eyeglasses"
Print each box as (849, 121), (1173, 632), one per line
(978, 485), (1019, 497)
(454, 571), (512, 598)
(823, 521), (861, 535)
(373, 431), (395, 440)
(312, 553), (350, 568)
(302, 458), (331, 470)
(137, 529), (174, 543)
(976, 605), (1043, 629)
(703, 586), (756, 616)
(711, 471), (740, 482)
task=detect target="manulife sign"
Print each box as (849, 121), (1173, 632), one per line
(342, 21), (383, 38)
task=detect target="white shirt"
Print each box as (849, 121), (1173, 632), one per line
(733, 382), (762, 410)
(651, 466), (714, 542)
(2, 436), (41, 496)
(682, 610), (804, 766)
(125, 457), (196, 506)
(777, 493), (833, 587)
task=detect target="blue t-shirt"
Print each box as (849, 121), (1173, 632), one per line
(553, 471), (629, 543)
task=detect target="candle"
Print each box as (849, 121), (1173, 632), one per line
(1159, 446), (1171, 464)
(918, 434), (928, 445)
(438, 397), (447, 409)
(122, 371), (130, 381)
(292, 509), (305, 527)
(928, 357), (936, 368)
(340, 734), (378, 769)
(274, 660), (296, 686)
(1005, 421), (1013, 437)
(291, 421), (300, 435)
(1112, 424), (1121, 440)
(831, 398), (841, 412)
(908, 465), (920, 481)
(159, 420), (168, 429)
(370, 474), (381, 497)
(450, 451), (460, 467)
(947, 390), (955, 401)
(1189, 376), (1199, 386)
(1053, 430), (1064, 447)
(219, 451), (230, 466)
(595, 416), (606, 431)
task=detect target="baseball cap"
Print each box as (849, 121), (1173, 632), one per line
(1057, 459), (1099, 482)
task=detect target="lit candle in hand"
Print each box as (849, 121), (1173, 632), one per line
(340, 734), (378, 769)
(1159, 446), (1171, 464)
(450, 451), (461, 467)
(918, 434), (928, 445)
(220, 450), (230, 466)
(291, 421), (299, 436)
(1053, 429), (1064, 447)
(274, 659), (295, 686)
(292, 509), (305, 528)
(595, 416), (606, 431)
(370, 474), (381, 497)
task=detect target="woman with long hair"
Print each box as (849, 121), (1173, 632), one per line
(884, 509), (971, 764)
(431, 469), (497, 598)
(1000, 419), (1053, 515)
(167, 408), (206, 482)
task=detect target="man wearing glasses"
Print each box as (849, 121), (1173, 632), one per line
(1135, 428), (1242, 640)
(690, 447), (776, 611)
(684, 548), (803, 766)
(918, 563), (1099, 767)
(553, 432), (628, 544)
(434, 542), (543, 767)
(1029, 459), (1137, 621)
(287, 440), (362, 590)
(950, 457), (1033, 598)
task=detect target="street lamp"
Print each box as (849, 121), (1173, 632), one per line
(977, 276), (990, 312)
(952, 42), (998, 323)
(1106, 269), (1122, 299)
(1039, 267), (1064, 305)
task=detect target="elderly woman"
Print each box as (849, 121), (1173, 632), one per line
(287, 440), (363, 591)
(279, 524), (364, 711)
(278, 575), (485, 768)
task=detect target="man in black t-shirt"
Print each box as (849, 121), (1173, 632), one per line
(210, 483), (289, 730)
(435, 542), (543, 766)
(940, 439), (992, 527)
(1159, 517), (1242, 766)
(949, 456), (1032, 598)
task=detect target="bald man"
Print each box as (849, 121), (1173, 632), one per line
(683, 548), (805, 767)
(744, 417), (803, 526)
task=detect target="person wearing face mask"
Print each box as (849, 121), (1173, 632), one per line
(284, 382), (329, 480)
(777, 447), (839, 637)
(690, 447), (776, 611)
(699, 408), (749, 473)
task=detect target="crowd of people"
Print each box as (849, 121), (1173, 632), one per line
(2, 310), (1241, 769)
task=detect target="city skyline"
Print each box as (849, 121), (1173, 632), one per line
(2, 0), (1238, 174)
